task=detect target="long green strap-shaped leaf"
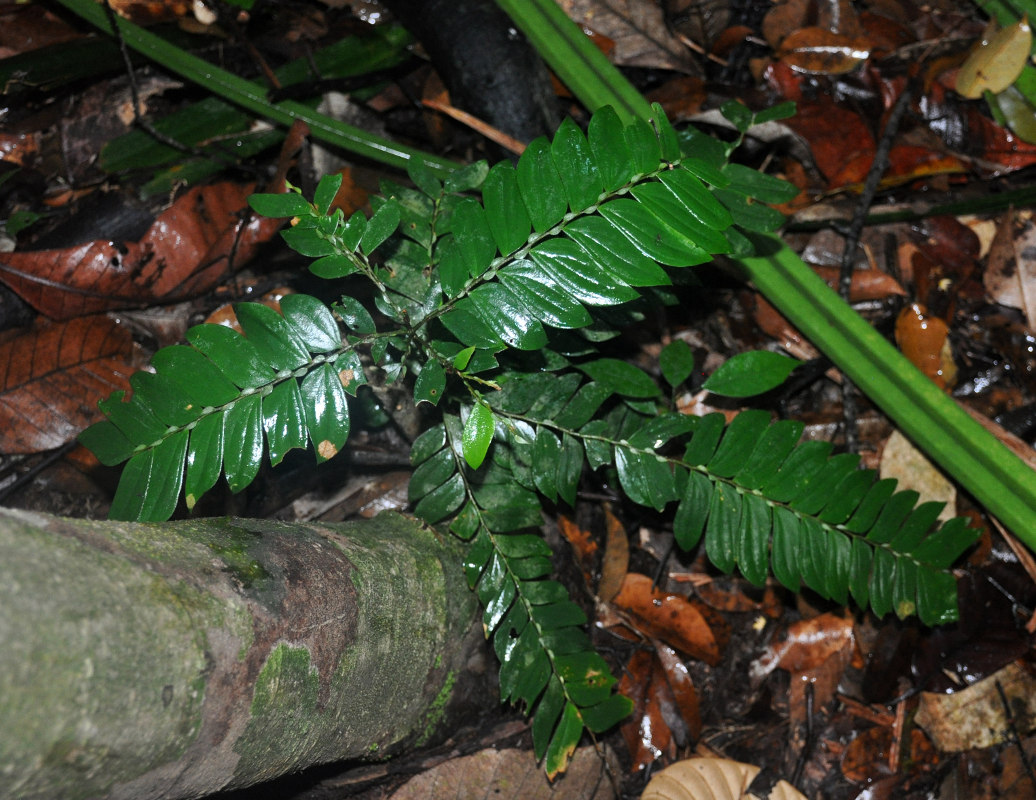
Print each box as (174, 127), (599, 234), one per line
(53, 0), (458, 178)
(737, 235), (1036, 549)
(495, 0), (653, 125)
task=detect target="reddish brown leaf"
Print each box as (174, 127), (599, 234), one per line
(784, 103), (875, 185)
(777, 27), (871, 75)
(618, 649), (674, 772)
(841, 726), (937, 783)
(0, 316), (134, 454)
(611, 573), (729, 665)
(0, 182), (284, 320)
(597, 505), (629, 602)
(752, 612), (855, 723)
(895, 302), (956, 389)
(558, 513), (598, 587)
(812, 265), (907, 301)
(653, 641), (702, 743)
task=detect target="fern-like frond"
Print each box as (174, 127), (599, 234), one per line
(79, 293), (367, 520)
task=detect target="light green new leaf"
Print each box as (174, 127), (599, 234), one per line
(463, 401), (495, 469)
(247, 190), (312, 219)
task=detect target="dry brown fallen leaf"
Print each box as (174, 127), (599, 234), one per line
(0, 315), (134, 454)
(0, 181), (284, 320)
(984, 210), (1036, 330)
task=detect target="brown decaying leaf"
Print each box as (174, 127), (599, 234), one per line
(894, 302), (956, 389)
(597, 505), (630, 602)
(840, 726), (938, 783)
(618, 649), (674, 772)
(985, 211), (1036, 331)
(776, 27), (870, 75)
(915, 661), (1036, 753)
(751, 612), (854, 723)
(0, 182), (284, 320)
(811, 265), (907, 300)
(653, 640), (702, 743)
(0, 316), (133, 454)
(611, 573), (729, 665)
(560, 0), (695, 72)
(557, 513), (599, 589)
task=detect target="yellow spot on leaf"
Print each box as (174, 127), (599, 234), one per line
(339, 369), (354, 388)
(317, 440), (338, 459)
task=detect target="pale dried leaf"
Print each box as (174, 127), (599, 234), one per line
(879, 429), (956, 522)
(984, 211), (1036, 330)
(559, 0), (695, 71)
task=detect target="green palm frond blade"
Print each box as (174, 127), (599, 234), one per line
(598, 198), (711, 266)
(564, 215), (670, 287)
(819, 468), (877, 525)
(499, 261), (594, 329)
(732, 419), (804, 489)
(128, 371), (198, 428)
(465, 284), (549, 350)
(528, 239), (638, 306)
(736, 492), (771, 587)
(682, 413), (726, 466)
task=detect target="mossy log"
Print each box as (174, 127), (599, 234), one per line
(0, 508), (480, 800)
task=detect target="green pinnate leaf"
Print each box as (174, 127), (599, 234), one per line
(280, 293), (340, 352)
(261, 379), (308, 466)
(184, 412), (224, 510)
(452, 197), (497, 279)
(551, 116), (604, 212)
(529, 239), (639, 306)
(706, 409), (771, 478)
(650, 102), (681, 162)
(482, 161), (531, 256)
(588, 105), (633, 192)
(359, 200), (400, 255)
(532, 676), (566, 760)
(78, 420), (135, 467)
(312, 171), (343, 215)
(580, 692), (633, 732)
(99, 391), (168, 447)
(623, 116), (662, 175)
(563, 215), (669, 287)
(414, 358), (446, 406)
(598, 198), (711, 267)
(129, 370), (198, 428)
(234, 302), (310, 371)
(151, 345), (241, 408)
(466, 283), (548, 350)
(406, 160), (442, 199)
(544, 702), (582, 778)
(222, 393), (263, 493)
(705, 482), (741, 573)
(248, 189), (312, 218)
(703, 350), (801, 398)
(414, 471), (465, 524)
(819, 469), (877, 525)
(533, 427), (561, 502)
(516, 136), (567, 233)
(109, 429), (188, 522)
(720, 99), (755, 133)
(659, 339), (696, 388)
(300, 362), (350, 463)
(186, 324), (276, 389)
(579, 358), (659, 398)
(615, 446), (677, 511)
(408, 447), (456, 502)
(733, 419), (805, 490)
(674, 469), (712, 550)
(499, 261), (593, 330)
(722, 162), (799, 204)
(462, 401), (495, 470)
(657, 167), (734, 231)
(443, 159), (488, 193)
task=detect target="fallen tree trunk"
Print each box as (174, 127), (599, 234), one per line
(0, 508), (481, 800)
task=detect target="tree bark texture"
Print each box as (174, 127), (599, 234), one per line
(0, 508), (480, 800)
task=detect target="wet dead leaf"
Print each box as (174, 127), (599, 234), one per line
(985, 211), (1036, 330)
(559, 0), (695, 72)
(894, 302), (956, 389)
(597, 505), (629, 602)
(915, 661), (1036, 752)
(619, 649), (675, 771)
(611, 573), (729, 665)
(653, 641), (702, 743)
(841, 726), (938, 783)
(777, 27), (870, 75)
(558, 513), (598, 588)
(0, 182), (284, 320)
(0, 315), (133, 454)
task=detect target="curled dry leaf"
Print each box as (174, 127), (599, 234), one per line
(0, 315), (133, 454)
(611, 573), (729, 665)
(0, 182), (284, 320)
(642, 757), (806, 800)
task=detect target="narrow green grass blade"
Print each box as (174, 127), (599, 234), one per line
(53, 0), (458, 177)
(735, 235), (1036, 548)
(496, 0), (653, 124)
